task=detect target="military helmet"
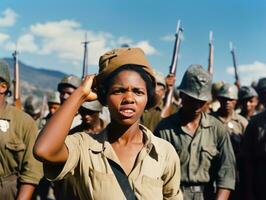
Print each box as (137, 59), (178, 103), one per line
(0, 60), (11, 87)
(24, 95), (42, 115)
(238, 86), (258, 100)
(57, 75), (81, 92)
(153, 70), (166, 87)
(81, 100), (103, 112)
(178, 64), (212, 101)
(217, 83), (238, 100)
(211, 81), (224, 99)
(256, 78), (266, 93)
(47, 91), (60, 104)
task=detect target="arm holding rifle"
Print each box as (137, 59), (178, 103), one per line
(161, 20), (183, 118)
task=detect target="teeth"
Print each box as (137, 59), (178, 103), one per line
(123, 109), (133, 113)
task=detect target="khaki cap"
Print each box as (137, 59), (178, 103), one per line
(96, 48), (156, 87)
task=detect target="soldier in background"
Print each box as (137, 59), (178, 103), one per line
(57, 74), (82, 128)
(255, 77), (266, 113)
(141, 70), (179, 132)
(69, 100), (105, 135)
(242, 77), (266, 200)
(238, 86), (258, 120)
(39, 91), (60, 130)
(212, 83), (248, 200)
(0, 60), (42, 199)
(155, 65), (235, 200)
(24, 95), (42, 121)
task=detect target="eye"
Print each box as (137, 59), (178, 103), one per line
(133, 88), (145, 96)
(110, 88), (125, 94)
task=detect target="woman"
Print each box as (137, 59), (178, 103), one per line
(34, 48), (182, 200)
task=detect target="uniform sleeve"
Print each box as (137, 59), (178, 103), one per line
(19, 116), (43, 185)
(215, 127), (236, 190)
(44, 134), (81, 181)
(162, 143), (183, 200)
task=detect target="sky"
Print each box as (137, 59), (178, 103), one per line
(0, 0), (266, 86)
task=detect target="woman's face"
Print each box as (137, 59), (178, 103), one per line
(107, 70), (148, 126)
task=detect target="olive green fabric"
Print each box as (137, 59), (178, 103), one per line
(242, 111), (266, 200)
(217, 83), (238, 100)
(44, 125), (183, 200)
(238, 86), (258, 100)
(47, 91), (60, 104)
(141, 101), (179, 132)
(0, 60), (11, 86)
(153, 70), (166, 87)
(155, 111), (236, 190)
(0, 104), (42, 198)
(178, 64), (212, 101)
(57, 74), (81, 91)
(96, 48), (156, 88)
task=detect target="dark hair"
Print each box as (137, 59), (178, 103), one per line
(97, 64), (158, 110)
(0, 78), (10, 96)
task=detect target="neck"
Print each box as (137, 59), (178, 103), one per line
(218, 108), (233, 119)
(180, 108), (202, 125)
(108, 120), (142, 144)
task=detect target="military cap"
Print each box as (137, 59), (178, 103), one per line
(81, 100), (103, 112)
(153, 70), (166, 87)
(0, 59), (11, 86)
(238, 86), (258, 100)
(96, 48), (156, 88)
(24, 95), (42, 115)
(178, 64), (212, 101)
(57, 75), (81, 92)
(217, 83), (238, 100)
(257, 78), (266, 92)
(47, 91), (60, 104)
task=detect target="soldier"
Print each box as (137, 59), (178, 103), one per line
(57, 74), (82, 128)
(0, 60), (42, 199)
(212, 83), (248, 200)
(238, 86), (258, 120)
(155, 64), (235, 200)
(24, 95), (42, 121)
(39, 91), (60, 130)
(69, 100), (105, 135)
(255, 77), (266, 112)
(34, 47), (182, 199)
(141, 70), (179, 132)
(242, 77), (266, 200)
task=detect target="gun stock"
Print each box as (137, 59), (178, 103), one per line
(161, 21), (183, 118)
(208, 31), (214, 75)
(12, 50), (22, 109)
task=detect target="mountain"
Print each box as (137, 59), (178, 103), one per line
(3, 58), (66, 101)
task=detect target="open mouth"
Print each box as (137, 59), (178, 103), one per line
(119, 108), (136, 118)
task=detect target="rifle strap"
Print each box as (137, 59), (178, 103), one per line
(107, 158), (136, 200)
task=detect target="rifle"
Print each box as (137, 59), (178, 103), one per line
(161, 20), (183, 118)
(12, 50), (22, 109)
(82, 33), (89, 79)
(208, 31), (214, 75)
(229, 42), (240, 88)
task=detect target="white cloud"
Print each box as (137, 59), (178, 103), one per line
(135, 41), (157, 55)
(0, 33), (10, 43)
(0, 8), (18, 27)
(226, 61), (266, 85)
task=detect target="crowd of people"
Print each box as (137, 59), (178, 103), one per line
(0, 47), (266, 200)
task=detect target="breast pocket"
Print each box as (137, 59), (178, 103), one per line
(141, 175), (163, 200)
(5, 142), (26, 169)
(89, 168), (124, 200)
(200, 145), (219, 171)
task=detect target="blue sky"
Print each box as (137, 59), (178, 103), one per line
(0, 0), (266, 86)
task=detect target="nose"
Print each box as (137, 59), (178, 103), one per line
(122, 91), (135, 104)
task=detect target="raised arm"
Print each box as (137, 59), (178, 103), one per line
(33, 75), (97, 164)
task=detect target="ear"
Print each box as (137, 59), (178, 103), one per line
(0, 82), (8, 94)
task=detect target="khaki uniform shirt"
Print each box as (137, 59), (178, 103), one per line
(44, 125), (183, 200)
(0, 104), (42, 184)
(154, 111), (236, 190)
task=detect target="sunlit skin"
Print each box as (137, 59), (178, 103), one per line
(48, 103), (60, 115)
(240, 96), (258, 119)
(59, 87), (75, 104)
